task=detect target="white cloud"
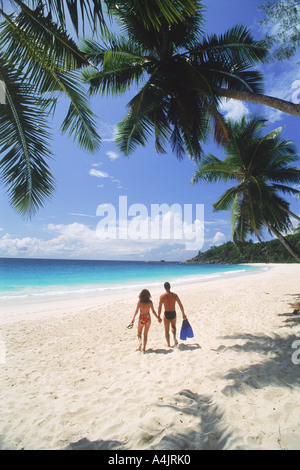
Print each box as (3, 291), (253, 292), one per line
(99, 122), (117, 142)
(0, 207), (205, 260)
(212, 231), (227, 246)
(89, 169), (110, 178)
(259, 58), (300, 123)
(112, 178), (122, 189)
(106, 151), (119, 161)
(293, 184), (300, 199)
(69, 212), (96, 218)
(204, 218), (230, 227)
(220, 98), (250, 121)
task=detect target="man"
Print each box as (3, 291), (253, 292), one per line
(158, 282), (186, 347)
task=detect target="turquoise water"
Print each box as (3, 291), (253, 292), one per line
(0, 258), (263, 302)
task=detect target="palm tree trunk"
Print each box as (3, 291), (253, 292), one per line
(214, 87), (300, 117)
(265, 220), (300, 262)
(279, 206), (300, 223)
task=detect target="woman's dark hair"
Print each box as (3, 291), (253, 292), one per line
(139, 289), (151, 303)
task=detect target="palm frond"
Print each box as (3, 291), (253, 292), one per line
(23, 0), (105, 36)
(0, 58), (55, 217)
(55, 71), (101, 152)
(191, 25), (268, 93)
(191, 155), (239, 184)
(212, 184), (245, 211)
(115, 78), (166, 154)
(271, 183), (300, 196)
(192, 116), (300, 253)
(0, 3), (89, 72)
(80, 35), (148, 96)
(0, 5), (101, 152)
(116, 111), (153, 155)
(105, 0), (200, 31)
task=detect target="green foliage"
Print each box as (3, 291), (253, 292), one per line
(258, 0), (300, 62)
(191, 116), (300, 261)
(0, 0), (103, 217)
(82, 1), (268, 160)
(191, 232), (300, 264)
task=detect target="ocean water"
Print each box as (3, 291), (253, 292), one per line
(0, 258), (264, 304)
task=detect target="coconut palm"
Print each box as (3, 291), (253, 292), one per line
(0, 0), (105, 216)
(104, 0), (199, 30)
(81, 0), (300, 163)
(100, 1), (300, 119)
(191, 116), (300, 262)
(2, 1), (300, 217)
(0, 0), (199, 217)
(81, 2), (269, 159)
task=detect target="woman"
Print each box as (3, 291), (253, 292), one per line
(131, 289), (161, 352)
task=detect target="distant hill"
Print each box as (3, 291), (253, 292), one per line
(184, 233), (300, 264)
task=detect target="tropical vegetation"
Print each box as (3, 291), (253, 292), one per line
(186, 231), (300, 264)
(191, 116), (300, 262)
(258, 0), (300, 62)
(81, 3), (270, 160)
(0, 0), (199, 216)
(1, 0), (300, 218)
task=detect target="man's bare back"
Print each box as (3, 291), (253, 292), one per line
(158, 282), (186, 347)
(159, 291), (179, 311)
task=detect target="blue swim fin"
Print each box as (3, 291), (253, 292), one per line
(185, 319), (194, 338)
(180, 318), (194, 340)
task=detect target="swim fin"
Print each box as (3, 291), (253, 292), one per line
(180, 318), (194, 340)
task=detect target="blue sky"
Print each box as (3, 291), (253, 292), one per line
(0, 0), (299, 261)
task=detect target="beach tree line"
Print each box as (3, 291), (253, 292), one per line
(0, 1), (299, 260)
(188, 230), (300, 264)
(191, 117), (300, 262)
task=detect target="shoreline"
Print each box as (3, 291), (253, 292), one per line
(0, 263), (267, 325)
(0, 263), (300, 450)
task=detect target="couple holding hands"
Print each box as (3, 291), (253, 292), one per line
(130, 282), (187, 352)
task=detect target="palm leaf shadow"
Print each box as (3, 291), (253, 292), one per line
(153, 390), (241, 450)
(220, 333), (300, 396)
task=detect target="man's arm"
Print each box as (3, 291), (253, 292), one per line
(150, 301), (162, 322)
(176, 295), (186, 319)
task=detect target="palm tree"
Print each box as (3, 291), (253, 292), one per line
(82, 0), (300, 162)
(81, 7), (266, 159)
(0, 0), (105, 217)
(1, 1), (300, 217)
(81, 2), (269, 160)
(191, 116), (300, 262)
(104, 0), (200, 30)
(0, 0), (198, 217)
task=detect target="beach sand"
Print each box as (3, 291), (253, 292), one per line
(0, 263), (300, 450)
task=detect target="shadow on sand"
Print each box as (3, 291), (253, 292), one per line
(220, 332), (300, 395)
(65, 301), (300, 451)
(144, 343), (201, 354)
(65, 390), (239, 450)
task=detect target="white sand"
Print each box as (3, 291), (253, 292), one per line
(0, 263), (300, 450)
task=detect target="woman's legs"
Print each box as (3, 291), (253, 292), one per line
(137, 319), (151, 351)
(143, 321), (151, 351)
(137, 321), (143, 351)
